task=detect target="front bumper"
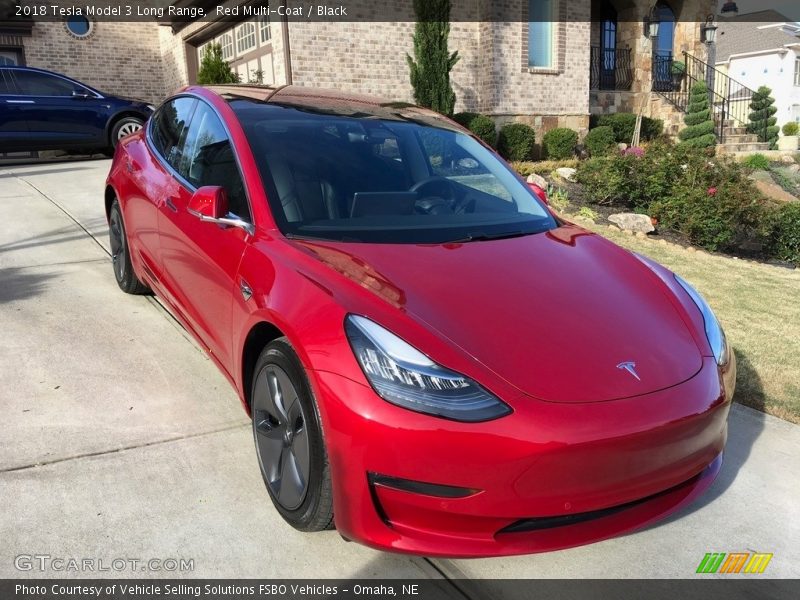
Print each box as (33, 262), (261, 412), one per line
(312, 355), (735, 557)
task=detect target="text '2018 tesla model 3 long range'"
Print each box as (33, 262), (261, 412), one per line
(105, 84), (736, 557)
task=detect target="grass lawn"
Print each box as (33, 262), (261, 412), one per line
(581, 220), (800, 424)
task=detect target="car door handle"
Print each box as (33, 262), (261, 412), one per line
(164, 197), (178, 213)
(5, 99), (35, 104)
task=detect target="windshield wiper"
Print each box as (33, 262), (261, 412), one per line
(443, 230), (531, 244)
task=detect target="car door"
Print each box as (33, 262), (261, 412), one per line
(125, 96), (197, 289)
(157, 99), (252, 375)
(10, 69), (109, 148)
(0, 69), (30, 150)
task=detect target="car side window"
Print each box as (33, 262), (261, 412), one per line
(12, 70), (80, 96)
(0, 70), (14, 94)
(149, 97), (197, 173)
(181, 101), (251, 222)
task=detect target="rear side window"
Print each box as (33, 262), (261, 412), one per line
(13, 70), (78, 96)
(181, 101), (250, 221)
(149, 97), (197, 172)
(0, 70), (15, 94)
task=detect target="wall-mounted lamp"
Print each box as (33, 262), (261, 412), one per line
(701, 15), (718, 45)
(643, 6), (660, 39)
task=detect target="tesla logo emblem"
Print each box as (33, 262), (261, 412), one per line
(616, 361), (641, 381)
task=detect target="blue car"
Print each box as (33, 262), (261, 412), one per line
(0, 66), (154, 154)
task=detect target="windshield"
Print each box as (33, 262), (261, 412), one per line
(233, 100), (557, 243)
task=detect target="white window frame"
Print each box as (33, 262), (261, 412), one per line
(527, 0), (558, 71)
(259, 16), (271, 44)
(236, 22), (257, 55)
(219, 33), (234, 60)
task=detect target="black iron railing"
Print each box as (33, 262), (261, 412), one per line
(652, 51), (766, 144)
(590, 46), (633, 91)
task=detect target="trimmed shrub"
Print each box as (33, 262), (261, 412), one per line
(542, 127), (578, 160)
(594, 113), (664, 144)
(584, 126), (617, 156)
(765, 202), (800, 265)
(782, 121), (799, 137)
(497, 123), (536, 161)
(742, 153), (770, 171)
(452, 112), (497, 146)
(406, 0), (459, 116)
(576, 140), (769, 251)
(197, 43), (239, 84)
(679, 82), (717, 149)
(748, 86), (779, 149)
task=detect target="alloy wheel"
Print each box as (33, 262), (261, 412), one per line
(253, 364), (311, 510)
(116, 121), (142, 140)
(109, 209), (126, 282)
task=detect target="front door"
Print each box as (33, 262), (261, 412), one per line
(652, 2), (676, 92)
(157, 99), (252, 374)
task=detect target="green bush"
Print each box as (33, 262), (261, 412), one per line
(576, 140), (768, 251)
(782, 121), (799, 136)
(742, 153), (770, 171)
(679, 82), (717, 149)
(584, 126), (617, 156)
(197, 43), (239, 84)
(765, 202), (800, 265)
(593, 113), (664, 144)
(452, 112), (497, 146)
(748, 86), (779, 150)
(542, 127), (578, 160)
(497, 123), (536, 161)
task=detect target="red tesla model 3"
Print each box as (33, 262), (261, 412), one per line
(105, 84), (736, 557)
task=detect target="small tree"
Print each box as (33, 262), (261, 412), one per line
(197, 43), (239, 85)
(748, 86), (779, 149)
(406, 0), (459, 116)
(678, 82), (717, 149)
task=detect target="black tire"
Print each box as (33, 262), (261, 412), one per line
(110, 116), (144, 149)
(251, 338), (334, 531)
(108, 199), (150, 295)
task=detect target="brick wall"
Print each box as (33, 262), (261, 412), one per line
(22, 21), (166, 103)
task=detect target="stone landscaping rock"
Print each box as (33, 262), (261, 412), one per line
(555, 167), (577, 181)
(781, 154), (795, 164)
(526, 173), (548, 189)
(752, 179), (798, 203)
(608, 213), (655, 234)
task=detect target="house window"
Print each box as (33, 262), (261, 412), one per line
(259, 16), (271, 44)
(197, 43), (208, 64)
(795, 57), (800, 86)
(219, 33), (233, 60)
(528, 0), (555, 69)
(236, 22), (256, 55)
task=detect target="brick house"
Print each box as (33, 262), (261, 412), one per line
(1, 0), (722, 148)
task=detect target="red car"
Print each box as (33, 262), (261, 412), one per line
(105, 85), (736, 557)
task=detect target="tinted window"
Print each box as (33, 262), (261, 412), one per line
(0, 70), (15, 94)
(233, 101), (556, 244)
(13, 71), (80, 96)
(181, 102), (250, 220)
(149, 97), (197, 172)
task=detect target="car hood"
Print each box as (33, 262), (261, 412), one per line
(294, 226), (703, 403)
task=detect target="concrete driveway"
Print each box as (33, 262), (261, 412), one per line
(1, 159), (798, 587)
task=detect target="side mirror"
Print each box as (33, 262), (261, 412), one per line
(188, 186), (228, 220)
(187, 186), (254, 236)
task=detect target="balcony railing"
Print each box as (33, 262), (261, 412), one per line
(590, 46), (633, 91)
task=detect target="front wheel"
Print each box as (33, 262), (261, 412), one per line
(251, 338), (334, 531)
(110, 117), (144, 149)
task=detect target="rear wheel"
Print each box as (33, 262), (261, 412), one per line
(108, 199), (149, 295)
(251, 338), (334, 531)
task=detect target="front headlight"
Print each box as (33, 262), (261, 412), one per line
(345, 315), (512, 422)
(674, 275), (729, 366)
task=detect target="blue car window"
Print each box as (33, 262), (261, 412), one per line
(13, 71), (77, 96)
